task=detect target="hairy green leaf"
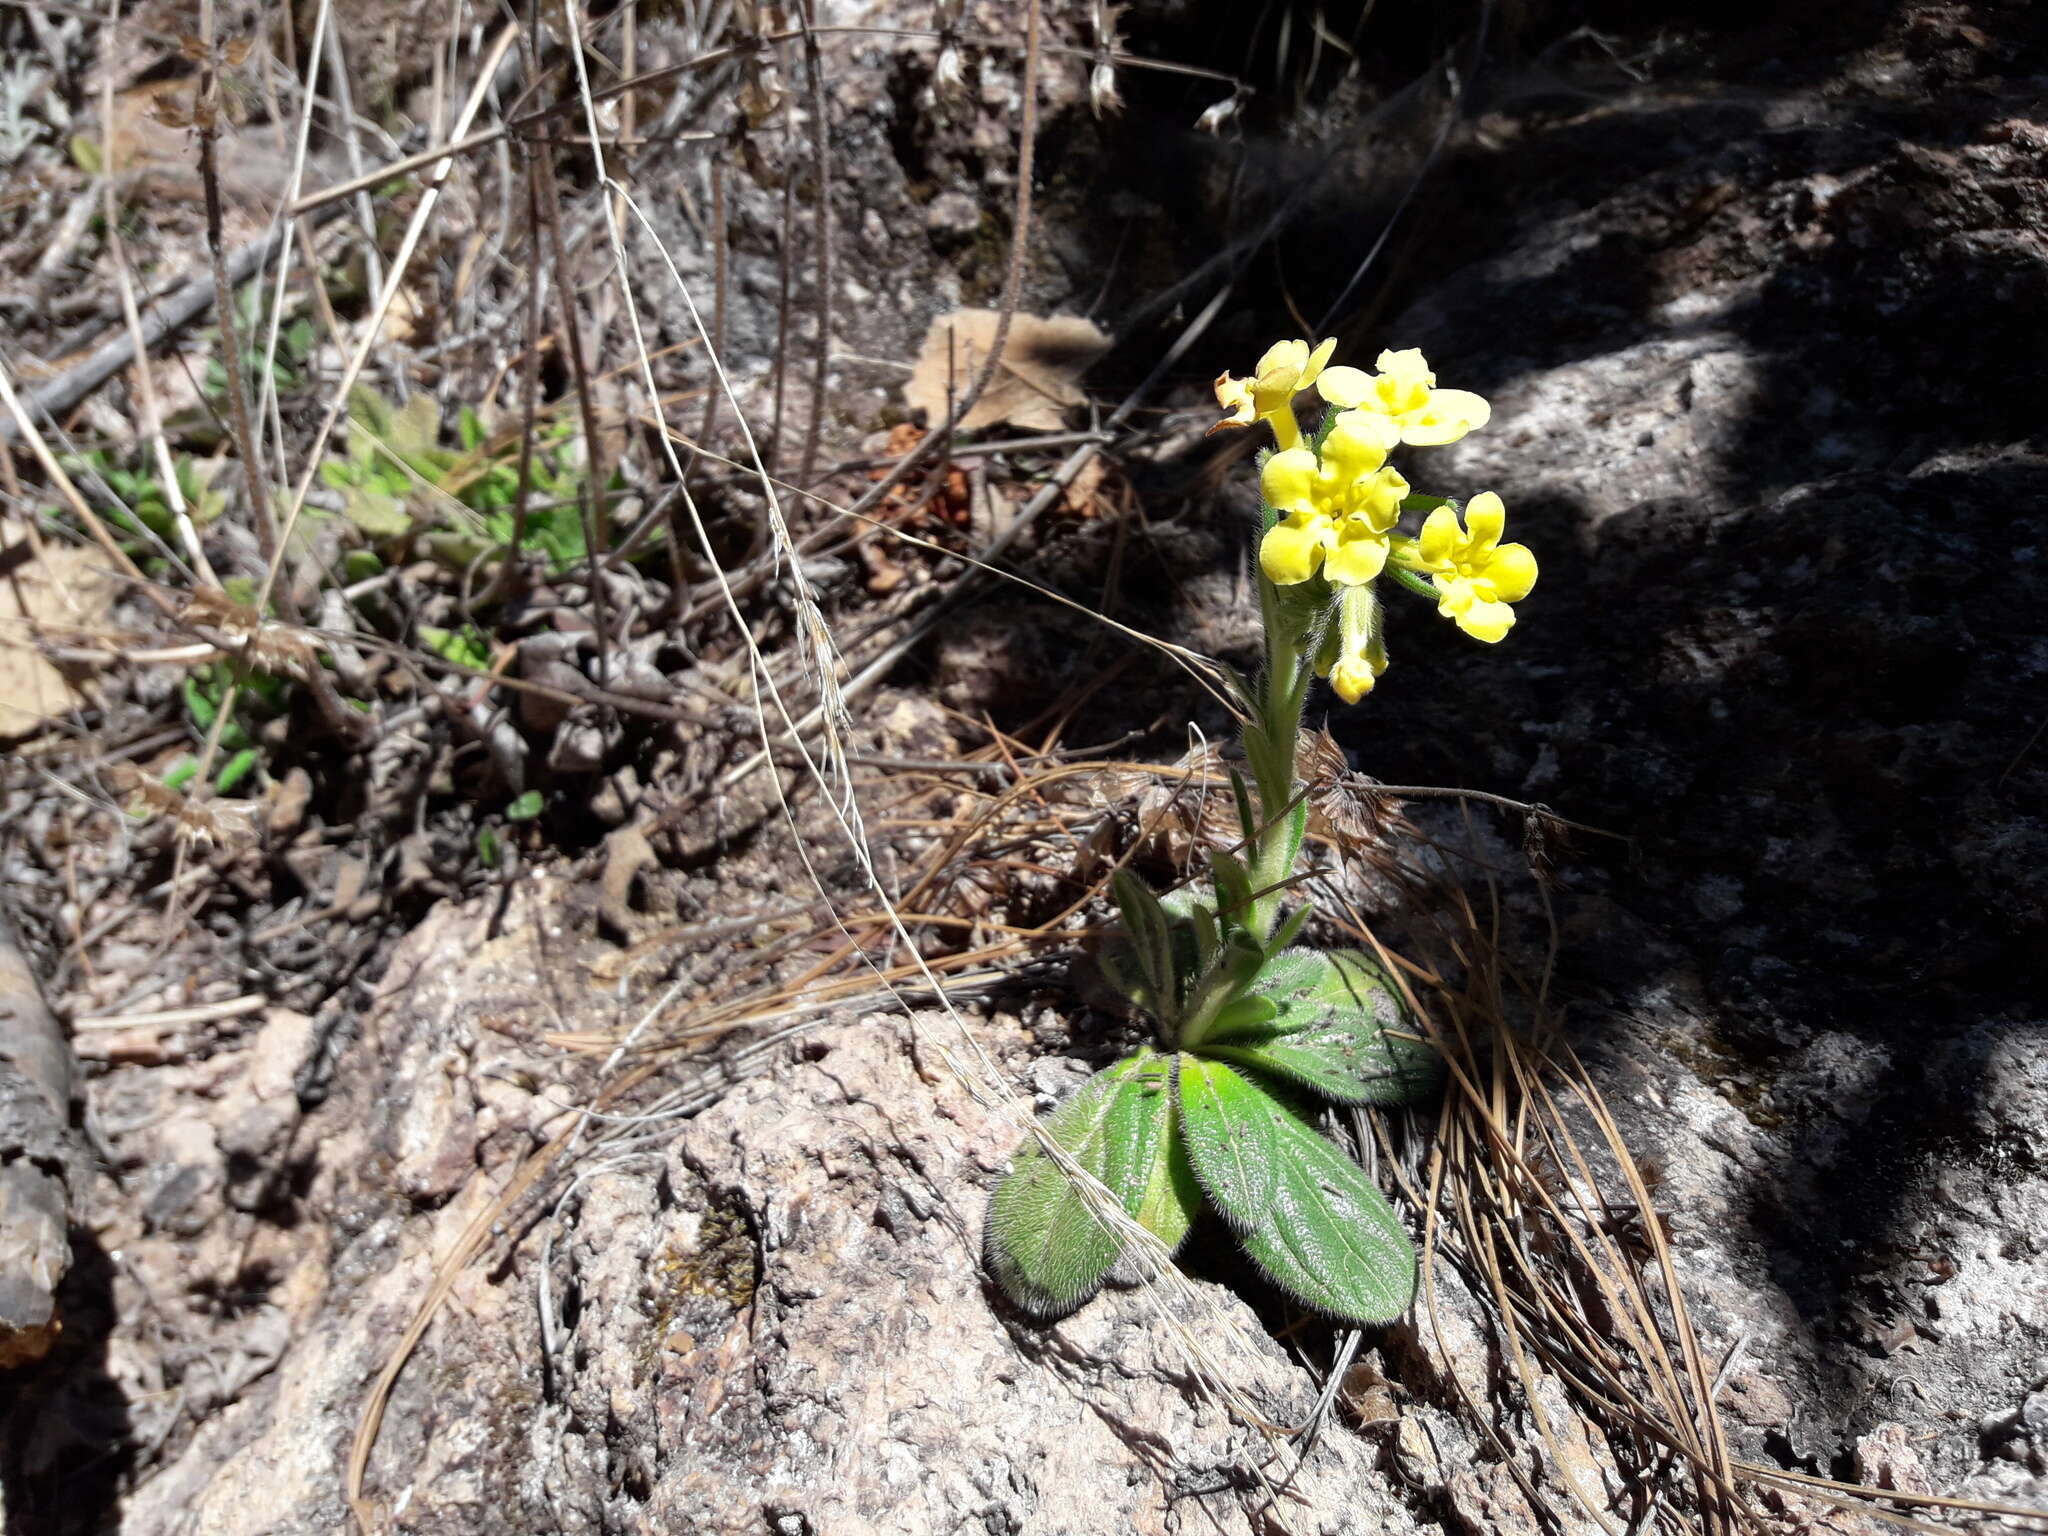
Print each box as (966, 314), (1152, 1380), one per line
(1204, 949), (1438, 1106)
(1208, 849), (1255, 930)
(1111, 870), (1177, 1019)
(986, 1050), (1195, 1317)
(1177, 1057), (1416, 1324)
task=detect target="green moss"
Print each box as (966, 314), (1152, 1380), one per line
(639, 1200), (759, 1382)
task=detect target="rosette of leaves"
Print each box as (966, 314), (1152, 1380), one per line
(986, 842), (1439, 1325)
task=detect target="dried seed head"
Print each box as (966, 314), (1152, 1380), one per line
(1089, 61), (1122, 117)
(1521, 804), (1569, 885)
(1299, 728), (1401, 849)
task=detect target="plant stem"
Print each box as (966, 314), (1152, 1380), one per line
(1246, 575), (1311, 943)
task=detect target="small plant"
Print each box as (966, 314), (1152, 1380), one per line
(166, 656), (291, 794)
(326, 388), (613, 577)
(205, 282), (316, 399)
(987, 340), (1538, 1325)
(59, 449), (225, 558)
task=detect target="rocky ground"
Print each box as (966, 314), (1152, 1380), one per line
(3, 0), (2047, 1532)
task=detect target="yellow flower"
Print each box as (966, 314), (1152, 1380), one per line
(1212, 337), (1337, 450)
(1320, 582), (1387, 703)
(1257, 410), (1410, 586)
(1396, 492), (1537, 642)
(1329, 652), (1386, 704)
(1316, 347), (1491, 446)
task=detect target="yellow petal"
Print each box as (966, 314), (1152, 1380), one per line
(1256, 338), (1309, 383)
(1210, 373), (1257, 431)
(1315, 365), (1372, 409)
(1455, 598), (1516, 643)
(1417, 505), (1460, 569)
(1463, 491), (1505, 548)
(1329, 654), (1380, 704)
(1431, 388), (1490, 432)
(1259, 448), (1320, 514)
(1399, 387), (1491, 445)
(1323, 524), (1389, 585)
(1324, 408), (1400, 462)
(1485, 541), (1538, 601)
(1260, 513), (1330, 585)
(1347, 467), (1409, 528)
(1301, 337), (1337, 387)
(1319, 413), (1392, 481)
(1375, 348), (1434, 387)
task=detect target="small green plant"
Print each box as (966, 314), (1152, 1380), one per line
(167, 658), (291, 794)
(59, 449), (225, 555)
(987, 340), (1538, 1325)
(418, 622), (492, 672)
(326, 388), (613, 577)
(205, 282), (316, 398)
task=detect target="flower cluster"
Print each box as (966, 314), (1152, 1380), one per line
(1213, 338), (1537, 697)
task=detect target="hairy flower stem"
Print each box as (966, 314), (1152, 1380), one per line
(1246, 574), (1311, 944)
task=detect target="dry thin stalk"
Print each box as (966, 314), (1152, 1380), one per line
(794, 0), (832, 489)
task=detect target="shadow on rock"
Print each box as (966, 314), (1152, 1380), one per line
(1, 1232), (134, 1536)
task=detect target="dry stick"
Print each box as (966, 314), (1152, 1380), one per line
(194, 27), (277, 576)
(319, 21), (389, 334)
(1412, 888), (1751, 1531)
(97, 0), (217, 588)
(529, 123), (613, 686)
(765, 81), (798, 476)
(254, 0), (341, 476)
(469, 163), (548, 613)
(795, 0), (832, 489)
(252, 22), (517, 619)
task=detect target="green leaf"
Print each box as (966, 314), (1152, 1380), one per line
(1111, 869), (1177, 1020)
(1203, 949), (1438, 1107)
(457, 405), (486, 451)
(340, 485), (411, 538)
(1177, 1057), (1416, 1324)
(389, 392), (442, 458)
(182, 677), (219, 732)
(476, 826), (501, 868)
(985, 1050), (1195, 1317)
(505, 789), (544, 821)
(214, 747), (261, 795)
(1207, 849), (1256, 930)
(1398, 493), (1451, 513)
(1227, 767), (1258, 847)
(163, 757), (199, 793)
(1269, 901), (1313, 954)
(420, 624), (492, 672)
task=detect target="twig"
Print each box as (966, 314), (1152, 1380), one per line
(0, 907), (81, 1368)
(795, 0), (833, 489)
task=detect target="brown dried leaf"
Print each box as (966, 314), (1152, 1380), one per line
(904, 310), (1110, 434)
(0, 543), (119, 743)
